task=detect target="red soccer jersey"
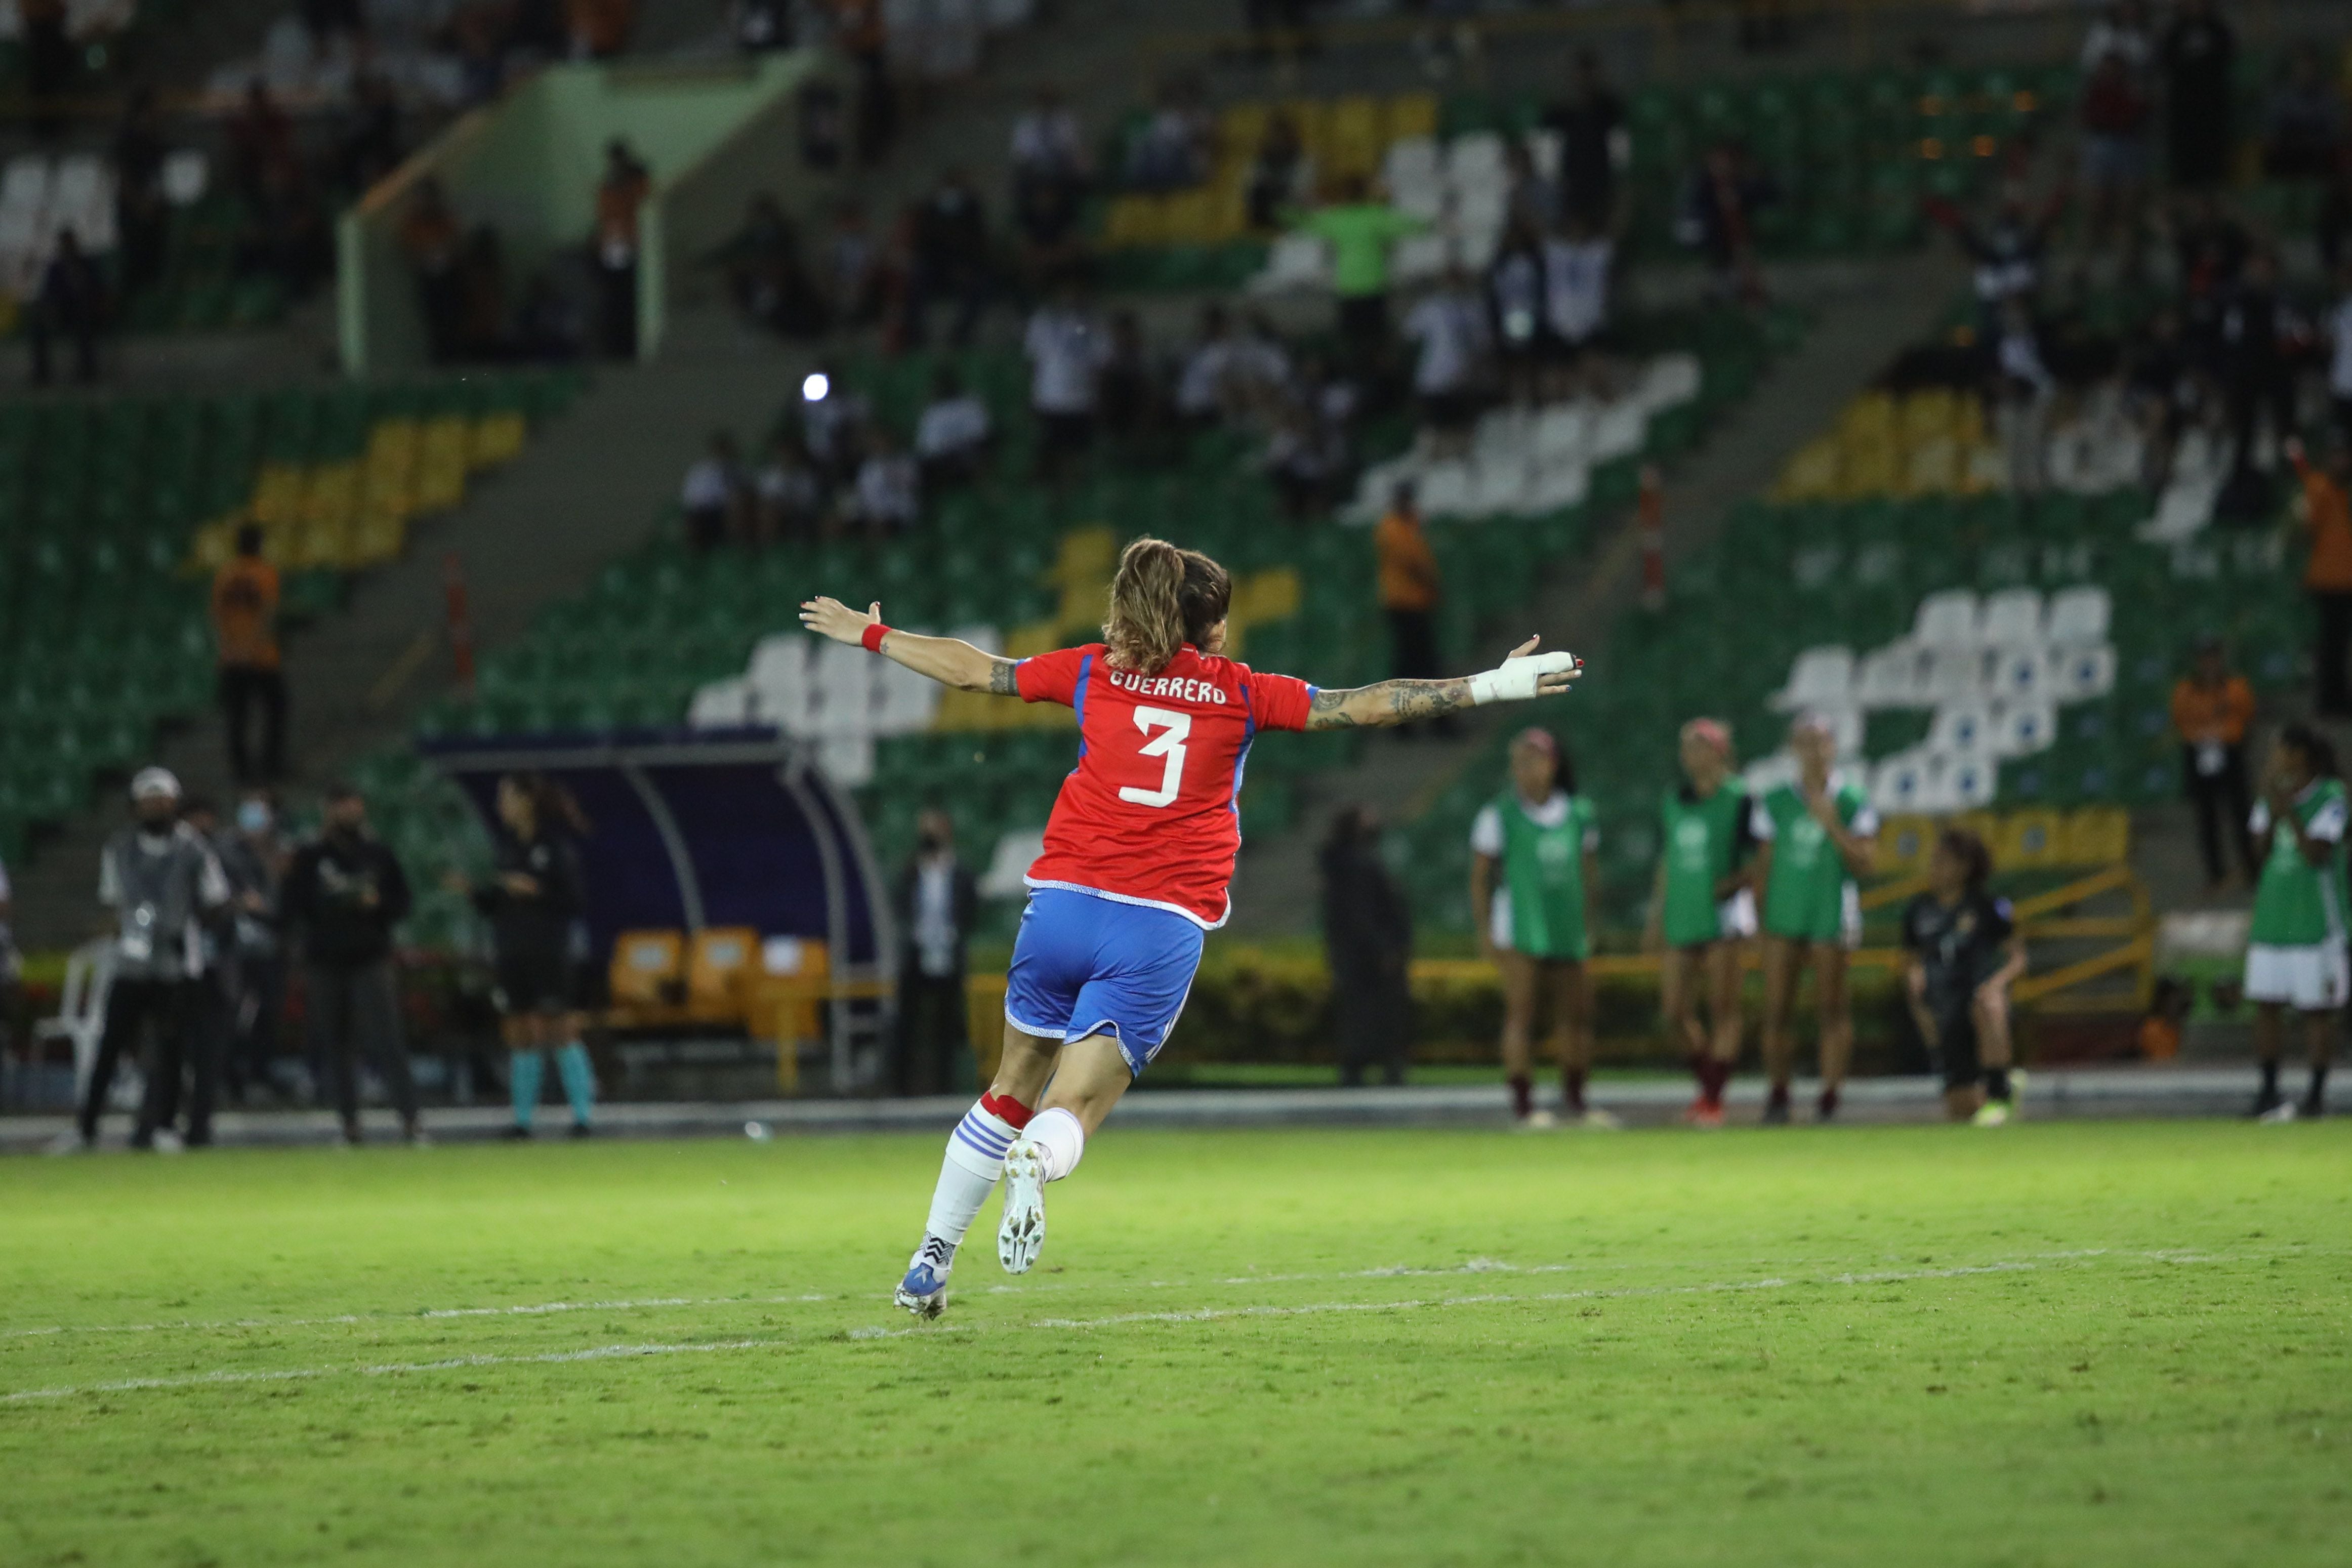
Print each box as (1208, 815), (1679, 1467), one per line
(1015, 642), (1316, 928)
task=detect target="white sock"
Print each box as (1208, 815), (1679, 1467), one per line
(1029, 1106), (1086, 1183)
(923, 1099), (1021, 1249)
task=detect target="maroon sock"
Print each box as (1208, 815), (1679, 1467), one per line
(1688, 1053), (1710, 1095)
(1818, 1085), (1841, 1117)
(1563, 1066), (1588, 1115)
(1765, 1081), (1790, 1110)
(1508, 1074), (1533, 1119)
(1702, 1057), (1732, 1106)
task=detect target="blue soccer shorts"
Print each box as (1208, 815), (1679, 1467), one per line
(1002, 887), (1206, 1077)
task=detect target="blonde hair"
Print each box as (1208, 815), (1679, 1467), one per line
(1102, 537), (1230, 674)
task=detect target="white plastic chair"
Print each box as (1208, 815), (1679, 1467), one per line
(1445, 132), (1507, 188)
(688, 677), (754, 729)
(0, 154), (52, 216)
(2046, 585), (2112, 646)
(1929, 702), (1994, 754)
(1912, 589), (1981, 648)
(1979, 588), (2045, 645)
(1389, 230), (1448, 283)
(1383, 136), (1440, 190)
(1992, 699), (2056, 757)
(1775, 646), (1856, 713)
(978, 829), (1048, 899)
(161, 149), (210, 207)
(2048, 645), (2117, 702)
(34, 939), (115, 1108)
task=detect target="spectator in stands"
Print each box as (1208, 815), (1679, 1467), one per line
(753, 432), (822, 545)
(915, 366), (992, 489)
(2288, 434), (2352, 716)
(1502, 138), (1558, 240)
(1542, 212), (1615, 397)
(213, 525), (288, 787)
(891, 807), (977, 1096)
(339, 70), (406, 196)
(2159, 0), (2235, 191)
(1097, 308), (1164, 460)
(1245, 111), (1310, 232)
(1266, 350), (1356, 518)
(1991, 297), (2057, 496)
(402, 179), (466, 364)
(2079, 47), (2152, 258)
(170, 796), (237, 1147)
(823, 199), (885, 328)
(69, 769), (231, 1153)
(1928, 190), (2061, 336)
(1321, 803), (1413, 1088)
(682, 431), (747, 553)
(2262, 43), (2345, 182)
(220, 790), (288, 1104)
(849, 428), (921, 533)
(592, 139), (651, 359)
(1126, 77), (1209, 191)
(1175, 304), (1240, 426)
(567, 0), (637, 57)
(1546, 50), (1628, 231)
(2126, 306), (2198, 491)
(516, 270), (586, 362)
(1680, 142), (1772, 305)
(1403, 267), (1489, 459)
(227, 79), (301, 207)
(714, 193), (825, 338)
(1375, 480), (1447, 729)
(1010, 86), (1089, 205)
(800, 357), (870, 485)
(247, 158), (333, 299)
(835, 0), (895, 163)
(1488, 218), (1547, 405)
(2217, 250), (2297, 514)
(1293, 174), (1428, 384)
(30, 228), (103, 388)
(283, 783), (421, 1146)
(1024, 280), (1111, 482)
(2080, 0), (2151, 76)
(2329, 261), (2352, 448)
(909, 169), (991, 349)
(2172, 637), (2260, 890)
(113, 87), (169, 300)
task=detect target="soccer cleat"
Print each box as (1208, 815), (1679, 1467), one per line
(2007, 1069), (2028, 1120)
(1683, 1098), (1725, 1130)
(1761, 1094), (1791, 1126)
(2258, 1099), (2299, 1125)
(1514, 1108), (1558, 1132)
(1578, 1107), (1622, 1131)
(44, 1131), (90, 1157)
(2251, 1087), (2283, 1119)
(895, 1236), (954, 1319)
(1971, 1099), (2010, 1127)
(998, 1139), (1048, 1274)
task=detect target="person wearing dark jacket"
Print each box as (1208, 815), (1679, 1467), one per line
(2158, 0), (2235, 189)
(892, 808), (979, 1096)
(450, 773), (595, 1137)
(281, 782), (421, 1144)
(1321, 804), (1413, 1088)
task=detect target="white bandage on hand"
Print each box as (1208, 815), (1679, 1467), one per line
(1466, 651), (1580, 706)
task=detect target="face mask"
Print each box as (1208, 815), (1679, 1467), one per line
(237, 801), (272, 834)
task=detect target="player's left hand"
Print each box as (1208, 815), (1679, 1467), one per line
(801, 596), (881, 646)
(1500, 634), (1583, 695)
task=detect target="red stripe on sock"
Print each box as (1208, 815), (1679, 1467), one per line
(980, 1092), (1034, 1130)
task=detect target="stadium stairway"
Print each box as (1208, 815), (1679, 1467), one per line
(1226, 250), (1967, 937)
(8, 350), (801, 949)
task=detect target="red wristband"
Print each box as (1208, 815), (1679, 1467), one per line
(860, 622), (890, 653)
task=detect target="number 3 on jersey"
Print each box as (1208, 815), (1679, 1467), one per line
(1118, 706), (1191, 808)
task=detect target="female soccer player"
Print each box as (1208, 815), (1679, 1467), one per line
(1470, 728), (1610, 1129)
(1751, 714), (1878, 1124)
(2243, 723), (2346, 1121)
(801, 538), (1581, 1316)
(1900, 827), (2028, 1125)
(453, 773), (597, 1139)
(1645, 718), (1756, 1128)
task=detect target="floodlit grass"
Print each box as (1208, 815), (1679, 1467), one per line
(2, 1122), (2346, 1566)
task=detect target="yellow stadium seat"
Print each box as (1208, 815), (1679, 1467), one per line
(249, 462), (306, 527)
(1876, 814), (1936, 878)
(1994, 808), (2065, 870)
(686, 926), (762, 1018)
(300, 462), (359, 531)
(2061, 806), (2131, 865)
(608, 929), (685, 1009)
(469, 410), (527, 470)
(1386, 92), (1438, 141)
(1328, 95), (1384, 180)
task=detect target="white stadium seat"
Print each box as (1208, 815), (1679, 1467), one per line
(1912, 590), (1980, 648)
(1993, 699), (2056, 757)
(1774, 646), (1855, 713)
(1979, 588), (2044, 645)
(1383, 136), (1440, 189)
(2046, 584), (2111, 646)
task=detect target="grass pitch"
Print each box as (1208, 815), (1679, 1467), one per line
(2, 1121), (2346, 1567)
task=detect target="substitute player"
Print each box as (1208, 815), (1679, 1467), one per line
(801, 538), (1581, 1317)
(1645, 718), (1756, 1128)
(1751, 714), (1878, 1124)
(1900, 828), (2028, 1124)
(2244, 722), (2345, 1121)
(1470, 728), (1611, 1129)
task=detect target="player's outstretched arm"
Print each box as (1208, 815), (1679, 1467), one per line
(799, 596), (1020, 695)
(1304, 636), (1580, 730)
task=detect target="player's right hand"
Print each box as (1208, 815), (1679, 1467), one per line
(800, 596), (880, 645)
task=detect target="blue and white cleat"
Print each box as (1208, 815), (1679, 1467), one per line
(998, 1139), (1047, 1274)
(894, 1237), (954, 1319)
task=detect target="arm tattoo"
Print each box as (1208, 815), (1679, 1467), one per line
(1305, 678), (1473, 730)
(987, 656), (1020, 696)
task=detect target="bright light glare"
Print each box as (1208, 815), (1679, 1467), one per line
(801, 372), (830, 402)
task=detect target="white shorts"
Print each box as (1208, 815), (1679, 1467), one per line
(1717, 887), (1757, 941)
(2243, 943), (2350, 1011)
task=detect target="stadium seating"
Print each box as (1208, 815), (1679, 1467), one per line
(386, 306), (1795, 950)
(0, 369), (581, 868)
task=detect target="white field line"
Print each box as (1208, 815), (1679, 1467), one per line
(0, 1250), (2250, 1404)
(0, 1245), (2253, 1345)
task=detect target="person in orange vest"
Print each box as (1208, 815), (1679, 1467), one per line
(211, 524), (286, 785)
(1374, 479), (1452, 736)
(593, 139), (651, 359)
(2171, 636), (2259, 890)
(2287, 434), (2352, 716)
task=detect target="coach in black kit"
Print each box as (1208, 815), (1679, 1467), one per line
(283, 782), (423, 1145)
